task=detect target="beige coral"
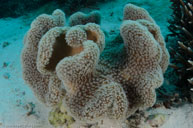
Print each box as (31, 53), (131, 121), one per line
(37, 26), (70, 75)
(98, 20), (164, 117)
(21, 9), (66, 105)
(66, 23), (105, 52)
(54, 24), (128, 123)
(56, 17), (167, 122)
(97, 4), (169, 115)
(123, 4), (170, 73)
(123, 4), (154, 23)
(21, 3), (169, 126)
(36, 22), (128, 122)
(69, 11), (101, 26)
(65, 26), (87, 47)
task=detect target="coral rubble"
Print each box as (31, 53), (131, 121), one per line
(21, 3), (169, 127)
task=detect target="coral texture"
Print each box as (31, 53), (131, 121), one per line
(123, 4), (170, 73)
(97, 4), (169, 117)
(69, 11), (101, 26)
(21, 9), (66, 105)
(21, 3), (169, 126)
(54, 24), (128, 122)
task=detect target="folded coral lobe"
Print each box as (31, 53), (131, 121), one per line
(21, 9), (65, 103)
(118, 3), (169, 113)
(123, 3), (169, 73)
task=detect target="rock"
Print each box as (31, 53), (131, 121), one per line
(23, 102), (36, 116)
(2, 62), (9, 68)
(147, 114), (166, 127)
(3, 73), (10, 79)
(2, 42), (10, 48)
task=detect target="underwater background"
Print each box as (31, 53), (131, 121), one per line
(0, 0), (193, 128)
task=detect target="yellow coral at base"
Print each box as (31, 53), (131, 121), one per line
(49, 103), (75, 128)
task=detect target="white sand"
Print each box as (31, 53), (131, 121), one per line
(161, 104), (193, 128)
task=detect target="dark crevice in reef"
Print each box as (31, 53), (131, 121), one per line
(45, 33), (83, 71)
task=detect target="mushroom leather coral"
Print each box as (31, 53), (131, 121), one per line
(38, 23), (128, 122)
(21, 4), (169, 124)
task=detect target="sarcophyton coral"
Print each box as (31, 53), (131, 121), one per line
(21, 3), (169, 126)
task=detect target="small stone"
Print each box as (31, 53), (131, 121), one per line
(16, 99), (22, 106)
(174, 98), (179, 103)
(26, 102), (36, 116)
(174, 93), (179, 97)
(15, 88), (19, 92)
(2, 41), (10, 48)
(23, 104), (29, 110)
(153, 103), (163, 108)
(170, 98), (175, 102)
(147, 114), (166, 127)
(22, 91), (26, 96)
(183, 97), (188, 102)
(109, 30), (115, 35)
(3, 72), (10, 79)
(163, 101), (171, 109)
(110, 12), (114, 16)
(178, 98), (182, 103)
(2, 62), (8, 68)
